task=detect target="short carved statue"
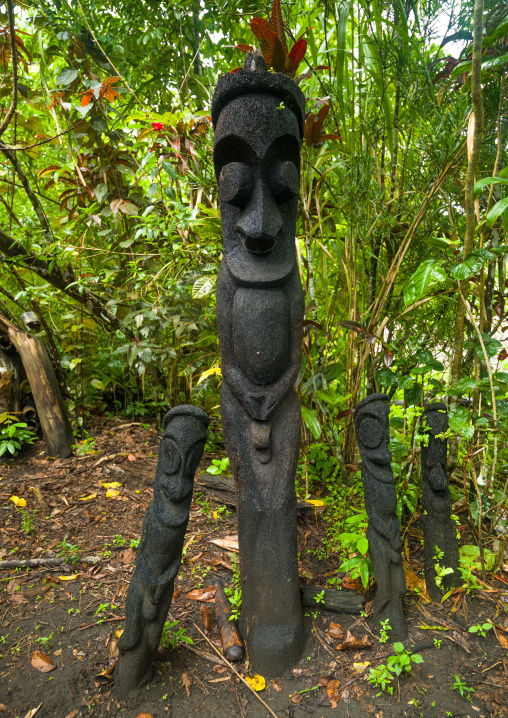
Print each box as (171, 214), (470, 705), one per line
(420, 402), (459, 600)
(115, 405), (209, 695)
(212, 51), (305, 675)
(354, 394), (407, 640)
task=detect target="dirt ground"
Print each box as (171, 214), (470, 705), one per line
(1, 418), (507, 718)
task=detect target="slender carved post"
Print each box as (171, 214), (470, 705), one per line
(212, 52), (305, 676)
(115, 405), (209, 695)
(420, 402), (459, 600)
(354, 394), (407, 640)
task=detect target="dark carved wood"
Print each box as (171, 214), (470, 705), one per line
(301, 586), (364, 613)
(115, 405), (209, 695)
(420, 402), (459, 600)
(212, 51), (306, 676)
(354, 394), (407, 640)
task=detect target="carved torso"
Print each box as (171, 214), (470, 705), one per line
(232, 287), (289, 385)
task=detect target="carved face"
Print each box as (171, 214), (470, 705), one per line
(354, 398), (392, 471)
(214, 93), (300, 285)
(156, 416), (207, 503)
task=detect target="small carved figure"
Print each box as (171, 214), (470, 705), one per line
(212, 52), (305, 675)
(115, 405), (209, 695)
(420, 402), (459, 600)
(354, 394), (407, 640)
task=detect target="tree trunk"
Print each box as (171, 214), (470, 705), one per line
(448, 0), (485, 473)
(0, 315), (73, 457)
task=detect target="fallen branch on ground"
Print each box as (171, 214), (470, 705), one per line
(0, 555), (101, 570)
(193, 623), (279, 718)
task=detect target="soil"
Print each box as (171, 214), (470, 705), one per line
(0, 418), (507, 718)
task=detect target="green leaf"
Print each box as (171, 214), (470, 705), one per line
(57, 68), (79, 85)
(415, 348), (433, 364)
(359, 559), (370, 589)
(357, 536), (369, 555)
(451, 377), (476, 393)
(450, 255), (483, 280)
(487, 197), (508, 228)
(473, 176), (508, 199)
(148, 183), (159, 200)
(494, 371), (508, 383)
(398, 375), (415, 390)
(90, 379), (106, 391)
(376, 367), (397, 386)
(449, 406), (473, 438)
(192, 276), (216, 299)
(476, 334), (501, 359)
(94, 183), (108, 204)
(162, 160), (177, 180)
(301, 406), (321, 439)
(403, 260), (446, 306)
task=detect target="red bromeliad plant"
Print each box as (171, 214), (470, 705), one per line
(236, 0), (309, 79)
(235, 0), (340, 146)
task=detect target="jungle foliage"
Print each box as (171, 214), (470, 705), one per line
(0, 0), (508, 573)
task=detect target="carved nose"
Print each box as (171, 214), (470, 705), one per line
(235, 180), (282, 253)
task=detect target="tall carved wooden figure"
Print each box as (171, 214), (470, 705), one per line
(354, 394), (407, 641)
(212, 52), (305, 676)
(420, 402), (459, 601)
(115, 405), (209, 695)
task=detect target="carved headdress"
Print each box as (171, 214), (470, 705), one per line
(211, 53), (306, 141)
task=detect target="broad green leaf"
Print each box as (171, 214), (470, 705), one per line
(403, 260), (446, 306)
(398, 375), (415, 390)
(450, 255), (483, 280)
(301, 406), (321, 439)
(192, 275), (216, 299)
(376, 367), (397, 386)
(357, 536), (369, 555)
(475, 334), (501, 359)
(451, 377), (476, 393)
(473, 176), (508, 199)
(162, 160), (177, 179)
(57, 68), (79, 85)
(94, 183), (108, 204)
(487, 196), (508, 228)
(449, 406), (473, 438)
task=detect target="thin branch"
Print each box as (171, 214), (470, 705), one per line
(192, 623), (279, 718)
(0, 0), (18, 140)
(1, 119), (85, 151)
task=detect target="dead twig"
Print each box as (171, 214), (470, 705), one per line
(0, 555), (100, 570)
(192, 623), (279, 718)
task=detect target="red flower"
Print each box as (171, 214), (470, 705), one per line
(152, 122), (164, 131)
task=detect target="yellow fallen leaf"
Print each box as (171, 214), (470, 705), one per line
(417, 624), (449, 631)
(353, 662), (370, 673)
(115, 630), (123, 638)
(9, 495), (26, 508)
(106, 490), (120, 498)
(305, 499), (325, 507)
(244, 674), (266, 691)
(79, 493), (97, 501)
(135, 490), (141, 494)
(58, 574), (78, 581)
(404, 568), (431, 602)
(212, 511), (219, 519)
(101, 482), (122, 489)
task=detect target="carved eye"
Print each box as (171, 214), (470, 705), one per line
(219, 162), (253, 207)
(163, 439), (181, 474)
(270, 161), (299, 203)
(358, 417), (385, 449)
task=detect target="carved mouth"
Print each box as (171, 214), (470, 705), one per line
(238, 229), (281, 254)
